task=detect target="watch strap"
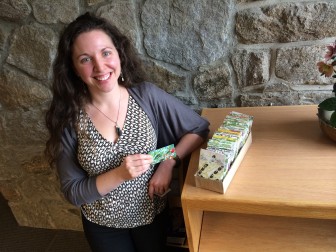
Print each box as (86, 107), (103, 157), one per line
(173, 154), (181, 167)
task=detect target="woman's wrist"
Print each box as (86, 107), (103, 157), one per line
(160, 158), (176, 170)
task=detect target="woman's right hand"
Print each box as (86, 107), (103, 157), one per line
(118, 154), (153, 180)
(96, 154), (152, 196)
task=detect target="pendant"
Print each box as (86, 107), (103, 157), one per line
(116, 125), (122, 137)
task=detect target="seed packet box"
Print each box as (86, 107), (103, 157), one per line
(194, 133), (252, 194)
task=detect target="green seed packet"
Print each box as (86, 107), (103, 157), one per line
(149, 144), (176, 165)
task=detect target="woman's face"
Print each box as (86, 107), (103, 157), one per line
(71, 29), (121, 95)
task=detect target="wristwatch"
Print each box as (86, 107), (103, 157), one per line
(173, 154), (181, 167)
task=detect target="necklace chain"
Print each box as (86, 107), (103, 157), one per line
(91, 87), (123, 136)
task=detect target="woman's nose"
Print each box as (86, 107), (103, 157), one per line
(93, 58), (105, 72)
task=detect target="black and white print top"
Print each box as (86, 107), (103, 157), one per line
(76, 96), (166, 228)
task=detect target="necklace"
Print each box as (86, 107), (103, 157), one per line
(91, 88), (123, 137)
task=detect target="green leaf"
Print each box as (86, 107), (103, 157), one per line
(330, 112), (336, 127)
(318, 97), (336, 110)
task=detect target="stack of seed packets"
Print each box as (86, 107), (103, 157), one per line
(195, 111), (253, 193)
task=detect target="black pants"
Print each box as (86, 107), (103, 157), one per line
(82, 209), (169, 252)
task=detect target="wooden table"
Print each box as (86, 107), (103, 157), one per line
(181, 105), (336, 252)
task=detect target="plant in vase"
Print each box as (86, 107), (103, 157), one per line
(317, 40), (336, 127)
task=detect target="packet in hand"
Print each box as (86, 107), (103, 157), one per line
(149, 144), (176, 165)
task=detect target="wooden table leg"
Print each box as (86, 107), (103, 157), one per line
(182, 205), (204, 252)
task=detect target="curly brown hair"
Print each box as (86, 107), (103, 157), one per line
(45, 12), (146, 166)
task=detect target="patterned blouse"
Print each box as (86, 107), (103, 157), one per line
(76, 96), (166, 228)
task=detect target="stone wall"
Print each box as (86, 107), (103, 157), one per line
(0, 0), (335, 230)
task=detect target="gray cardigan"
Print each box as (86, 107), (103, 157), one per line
(56, 82), (209, 206)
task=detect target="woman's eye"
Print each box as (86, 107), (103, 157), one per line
(80, 57), (91, 64)
(103, 51), (111, 57)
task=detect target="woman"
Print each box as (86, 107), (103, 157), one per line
(45, 12), (209, 252)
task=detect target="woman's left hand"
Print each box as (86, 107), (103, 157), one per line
(147, 134), (205, 199)
(148, 159), (175, 200)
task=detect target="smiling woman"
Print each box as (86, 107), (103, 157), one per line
(44, 12), (209, 252)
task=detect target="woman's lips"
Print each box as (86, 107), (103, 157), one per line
(95, 72), (111, 81)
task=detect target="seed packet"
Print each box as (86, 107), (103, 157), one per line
(228, 111), (254, 120)
(196, 149), (229, 180)
(149, 144), (176, 165)
(217, 128), (243, 137)
(212, 132), (240, 141)
(222, 118), (250, 129)
(207, 138), (239, 157)
(206, 147), (235, 164)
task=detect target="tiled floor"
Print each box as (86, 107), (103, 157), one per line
(0, 193), (188, 252)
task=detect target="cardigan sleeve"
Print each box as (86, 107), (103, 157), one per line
(56, 127), (101, 207)
(129, 82), (210, 148)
